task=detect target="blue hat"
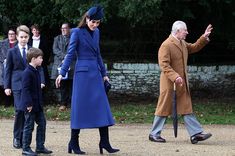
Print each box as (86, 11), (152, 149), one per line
(87, 6), (104, 20)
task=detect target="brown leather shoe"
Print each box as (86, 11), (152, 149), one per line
(149, 135), (166, 143)
(191, 133), (212, 144)
(59, 105), (66, 111)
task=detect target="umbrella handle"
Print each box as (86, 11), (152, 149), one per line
(174, 82), (176, 91)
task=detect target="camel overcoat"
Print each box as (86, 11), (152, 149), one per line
(155, 35), (208, 116)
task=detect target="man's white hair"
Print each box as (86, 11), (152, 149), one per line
(171, 21), (187, 35)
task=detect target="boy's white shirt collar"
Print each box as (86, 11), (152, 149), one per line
(18, 44), (28, 50)
(18, 44), (28, 57)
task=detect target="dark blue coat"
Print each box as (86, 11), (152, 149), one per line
(19, 65), (43, 112)
(60, 27), (114, 129)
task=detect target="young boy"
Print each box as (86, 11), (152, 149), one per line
(4, 25), (45, 149)
(20, 47), (52, 156)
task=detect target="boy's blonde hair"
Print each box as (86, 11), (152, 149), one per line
(27, 47), (43, 63)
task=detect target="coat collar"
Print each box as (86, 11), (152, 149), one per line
(28, 64), (39, 72)
(169, 34), (183, 52)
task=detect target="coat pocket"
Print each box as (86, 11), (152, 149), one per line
(76, 66), (89, 72)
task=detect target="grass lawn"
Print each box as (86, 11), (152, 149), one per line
(0, 98), (234, 125)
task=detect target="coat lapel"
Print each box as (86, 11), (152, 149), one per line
(6, 39), (10, 49)
(81, 28), (98, 55)
(15, 46), (25, 66)
(16, 45), (30, 67)
(169, 35), (183, 52)
(169, 35), (188, 70)
(181, 40), (190, 92)
(181, 41), (188, 68)
(169, 35), (190, 92)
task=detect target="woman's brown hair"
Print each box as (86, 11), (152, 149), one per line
(78, 12), (88, 28)
(30, 24), (40, 31)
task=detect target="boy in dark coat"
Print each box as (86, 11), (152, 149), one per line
(20, 47), (52, 156)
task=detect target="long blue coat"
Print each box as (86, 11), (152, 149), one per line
(60, 27), (114, 129)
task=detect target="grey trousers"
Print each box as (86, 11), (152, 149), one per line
(150, 114), (203, 137)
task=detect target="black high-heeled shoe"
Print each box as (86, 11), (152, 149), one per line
(68, 142), (86, 155)
(99, 143), (120, 154)
(68, 129), (85, 155)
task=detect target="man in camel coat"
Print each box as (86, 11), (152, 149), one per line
(149, 21), (213, 144)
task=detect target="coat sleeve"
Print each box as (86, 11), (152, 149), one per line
(97, 49), (107, 77)
(0, 40), (9, 63)
(186, 35), (209, 54)
(4, 49), (13, 89)
(0, 41), (4, 63)
(21, 71), (33, 108)
(38, 66), (45, 84)
(60, 28), (78, 77)
(158, 43), (180, 82)
(53, 36), (65, 61)
(96, 30), (107, 77)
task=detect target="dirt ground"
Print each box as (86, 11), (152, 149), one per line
(0, 119), (234, 156)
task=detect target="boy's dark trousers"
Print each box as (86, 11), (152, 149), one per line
(22, 110), (46, 151)
(13, 90), (25, 148)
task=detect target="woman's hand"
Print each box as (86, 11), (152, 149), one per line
(27, 106), (33, 112)
(103, 76), (109, 82)
(4, 89), (11, 96)
(41, 83), (45, 89)
(55, 75), (63, 88)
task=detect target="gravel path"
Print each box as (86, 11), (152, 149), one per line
(0, 119), (234, 156)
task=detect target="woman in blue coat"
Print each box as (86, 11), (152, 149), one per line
(55, 6), (119, 155)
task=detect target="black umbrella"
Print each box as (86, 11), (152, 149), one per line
(172, 83), (178, 138)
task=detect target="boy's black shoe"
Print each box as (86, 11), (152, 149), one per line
(36, 147), (53, 154)
(13, 138), (22, 149)
(22, 148), (37, 156)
